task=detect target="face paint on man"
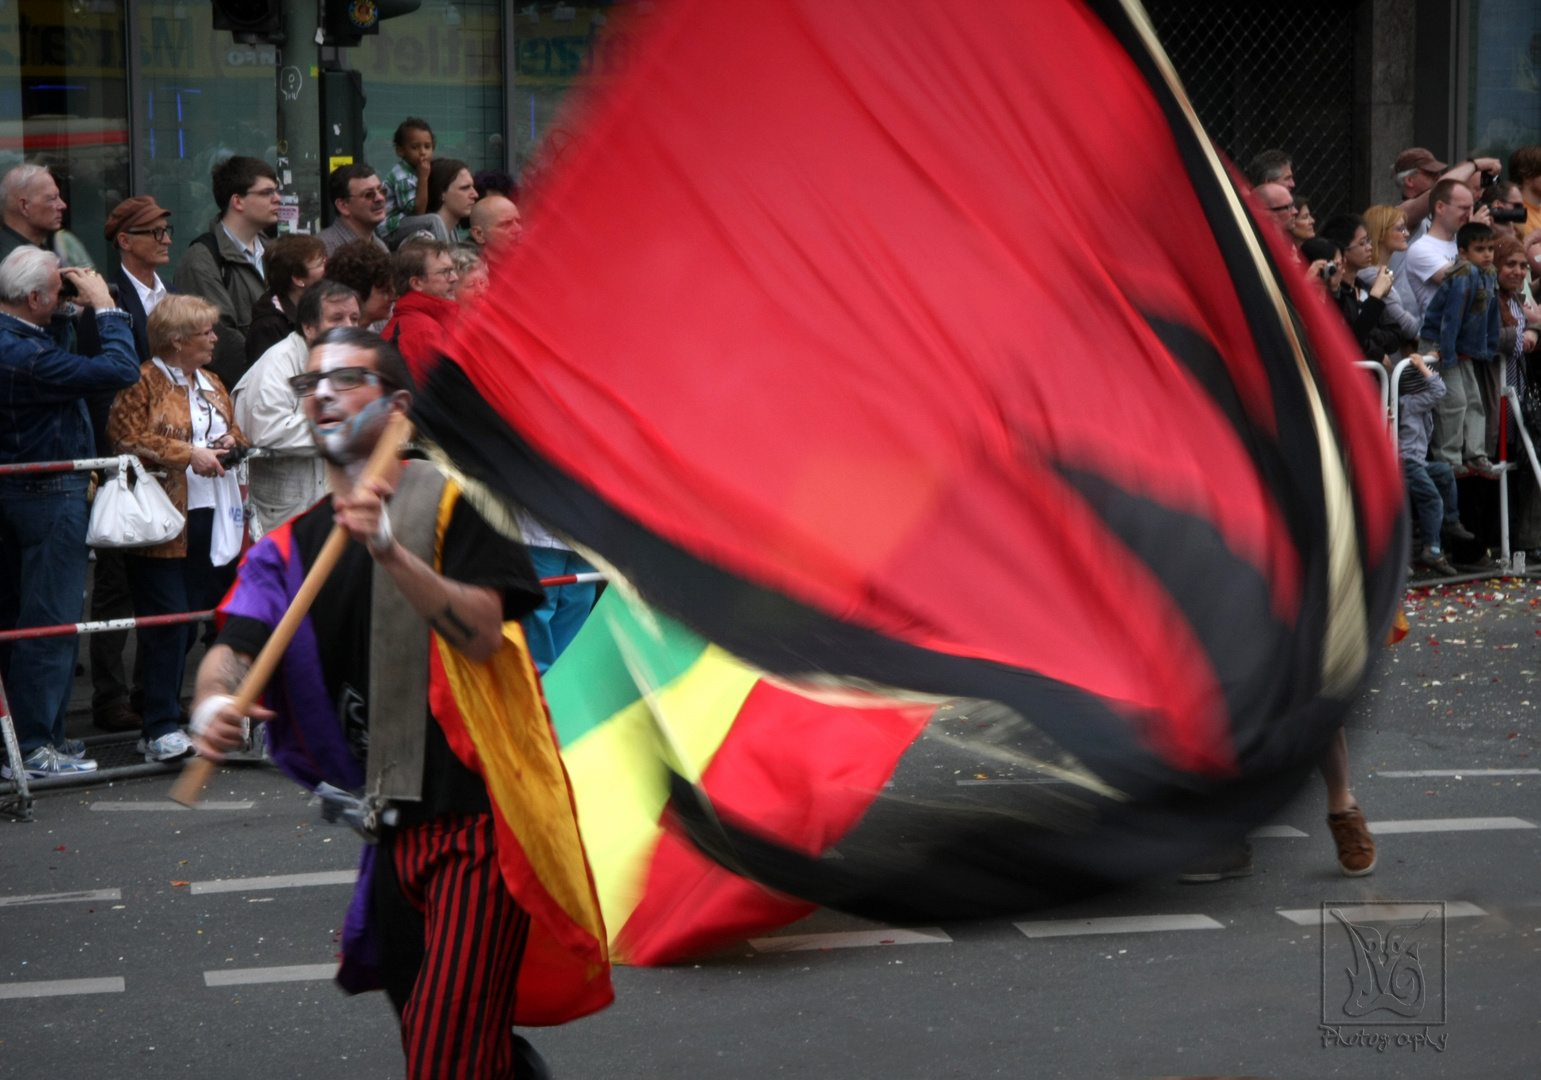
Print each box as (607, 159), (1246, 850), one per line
(304, 344), (407, 468)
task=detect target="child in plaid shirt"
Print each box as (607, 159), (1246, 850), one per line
(381, 117), (436, 236)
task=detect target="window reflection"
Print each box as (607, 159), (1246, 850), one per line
(136, 2), (277, 268)
(0, 0), (131, 269)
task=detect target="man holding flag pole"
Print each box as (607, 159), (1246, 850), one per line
(185, 326), (611, 1079)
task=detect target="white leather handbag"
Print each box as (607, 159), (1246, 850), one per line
(87, 455), (185, 548)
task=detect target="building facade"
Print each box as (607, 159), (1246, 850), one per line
(1, 1), (1537, 275)
(0, 0), (642, 270)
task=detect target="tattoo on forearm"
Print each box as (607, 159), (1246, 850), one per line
(217, 650), (252, 694)
(432, 605), (477, 644)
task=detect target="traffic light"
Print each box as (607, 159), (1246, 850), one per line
(212, 0), (284, 44)
(323, 0), (420, 47)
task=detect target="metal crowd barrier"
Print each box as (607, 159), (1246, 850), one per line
(1355, 360), (1392, 449)
(0, 610), (217, 822)
(0, 450), (607, 823)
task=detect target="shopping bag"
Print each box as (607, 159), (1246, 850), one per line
(86, 455), (184, 548)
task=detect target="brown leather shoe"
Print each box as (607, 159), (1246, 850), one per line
(92, 704), (142, 733)
(1327, 806), (1377, 877)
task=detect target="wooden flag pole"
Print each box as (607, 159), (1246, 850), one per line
(170, 413), (414, 806)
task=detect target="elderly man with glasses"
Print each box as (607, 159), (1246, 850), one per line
(0, 164), (73, 266)
(174, 155), (284, 388)
(381, 238), (460, 385)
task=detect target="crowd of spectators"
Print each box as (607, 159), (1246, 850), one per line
(1246, 145), (1541, 578)
(0, 116), (534, 779)
(9, 122), (1541, 781)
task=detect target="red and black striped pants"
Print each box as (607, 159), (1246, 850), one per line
(376, 813), (531, 1080)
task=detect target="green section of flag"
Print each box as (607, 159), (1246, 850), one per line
(543, 590), (709, 748)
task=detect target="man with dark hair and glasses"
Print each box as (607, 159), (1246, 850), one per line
(192, 325), (610, 1076)
(321, 163), (390, 257)
(174, 154), (282, 386)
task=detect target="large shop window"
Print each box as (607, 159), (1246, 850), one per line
(134, 0), (277, 272)
(0, 0), (131, 270)
(1469, 0), (1541, 162)
(506, 2), (648, 191)
(353, 0), (505, 187)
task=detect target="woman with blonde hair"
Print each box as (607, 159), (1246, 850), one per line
(107, 294), (249, 763)
(1361, 204), (1421, 343)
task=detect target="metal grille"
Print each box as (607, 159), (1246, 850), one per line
(1144, 1), (1359, 217)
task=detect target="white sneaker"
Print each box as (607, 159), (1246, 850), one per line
(139, 730), (195, 763)
(2, 745), (98, 779)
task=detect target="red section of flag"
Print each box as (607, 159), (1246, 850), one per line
(451, 0), (1399, 777)
(614, 682), (930, 965)
(448, 0), (1400, 776)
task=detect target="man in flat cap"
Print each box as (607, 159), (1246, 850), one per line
(83, 197), (178, 735)
(106, 196), (174, 364)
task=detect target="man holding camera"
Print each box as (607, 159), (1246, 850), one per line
(1403, 179), (1475, 320)
(0, 248), (139, 778)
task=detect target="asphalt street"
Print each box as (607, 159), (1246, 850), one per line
(2, 578), (1538, 1078)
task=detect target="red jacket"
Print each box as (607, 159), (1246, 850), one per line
(382, 290), (460, 387)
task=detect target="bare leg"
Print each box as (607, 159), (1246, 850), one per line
(1322, 726), (1376, 875)
(1319, 726), (1356, 814)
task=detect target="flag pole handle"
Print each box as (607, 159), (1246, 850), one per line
(171, 414), (414, 805)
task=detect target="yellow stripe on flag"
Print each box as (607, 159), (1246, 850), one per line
(562, 645), (759, 942)
(432, 479), (607, 950)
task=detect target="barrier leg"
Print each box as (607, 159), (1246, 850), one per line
(1505, 388), (1541, 494)
(0, 672), (34, 822)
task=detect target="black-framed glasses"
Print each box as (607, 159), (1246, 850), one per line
(127, 226), (174, 242)
(244, 185), (281, 200)
(288, 367), (384, 397)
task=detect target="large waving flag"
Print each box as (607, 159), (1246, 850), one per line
(542, 590), (930, 965)
(414, 0), (1406, 921)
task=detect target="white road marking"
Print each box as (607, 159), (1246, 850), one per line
(91, 801), (254, 811)
(1277, 901), (1487, 926)
(0, 888), (121, 908)
(0, 976), (125, 1000)
(1014, 914), (1223, 938)
(749, 928), (951, 952)
(1369, 816), (1536, 834)
(954, 778), (1063, 786)
(204, 964), (337, 987)
(1376, 769), (1541, 777)
(1248, 825), (1308, 838)
(190, 870), (357, 895)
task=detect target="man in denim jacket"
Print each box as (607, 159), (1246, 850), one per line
(0, 247), (140, 778)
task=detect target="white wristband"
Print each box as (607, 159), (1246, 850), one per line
(190, 694), (236, 737)
(369, 505), (394, 555)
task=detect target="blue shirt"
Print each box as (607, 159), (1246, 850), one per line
(0, 308), (140, 465)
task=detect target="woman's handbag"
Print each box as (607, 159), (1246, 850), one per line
(86, 455), (185, 548)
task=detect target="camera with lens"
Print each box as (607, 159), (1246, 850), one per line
(1491, 206), (1528, 224)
